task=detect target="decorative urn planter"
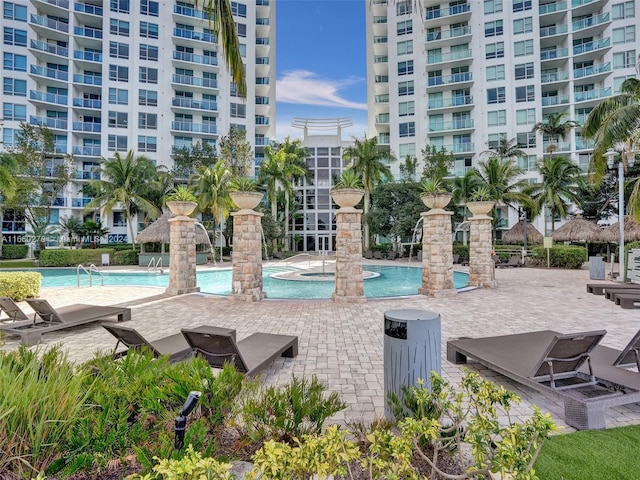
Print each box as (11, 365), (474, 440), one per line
(331, 188), (365, 209)
(466, 201), (495, 216)
(420, 193), (452, 210)
(230, 191), (263, 211)
(166, 201), (197, 217)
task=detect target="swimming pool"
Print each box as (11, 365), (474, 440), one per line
(29, 266), (469, 300)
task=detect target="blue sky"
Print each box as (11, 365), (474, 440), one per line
(275, 0), (368, 141)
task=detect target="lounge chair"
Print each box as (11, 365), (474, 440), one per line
(613, 293), (640, 309)
(374, 251), (383, 260)
(386, 251), (397, 260)
(0, 297), (30, 323)
(181, 326), (298, 376)
(586, 283), (640, 295)
(589, 329), (640, 371)
(496, 255), (522, 268)
(0, 298), (131, 345)
(102, 324), (192, 363)
(447, 330), (640, 430)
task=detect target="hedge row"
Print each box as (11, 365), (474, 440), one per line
(38, 249), (138, 266)
(0, 272), (41, 301)
(1, 245), (29, 259)
(530, 245), (587, 269)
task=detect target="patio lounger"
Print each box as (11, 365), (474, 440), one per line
(496, 255), (522, 268)
(447, 330), (640, 430)
(614, 293), (640, 309)
(0, 297), (30, 323)
(589, 329), (640, 371)
(181, 326), (298, 376)
(586, 283), (640, 295)
(603, 287), (640, 301)
(102, 324), (192, 363)
(0, 298), (131, 345)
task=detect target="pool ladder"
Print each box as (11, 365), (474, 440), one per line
(147, 257), (164, 274)
(77, 264), (104, 287)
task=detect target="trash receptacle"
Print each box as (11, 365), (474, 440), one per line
(384, 309), (441, 420)
(589, 256), (605, 280)
(101, 253), (110, 266)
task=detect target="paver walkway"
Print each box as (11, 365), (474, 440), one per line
(2, 264), (639, 432)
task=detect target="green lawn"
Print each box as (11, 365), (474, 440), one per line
(0, 260), (36, 269)
(534, 424), (640, 479)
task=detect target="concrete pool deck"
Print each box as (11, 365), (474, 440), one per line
(2, 262), (639, 433)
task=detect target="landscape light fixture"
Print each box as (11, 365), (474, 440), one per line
(174, 390), (201, 450)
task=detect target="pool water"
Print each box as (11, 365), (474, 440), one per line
(30, 266), (469, 300)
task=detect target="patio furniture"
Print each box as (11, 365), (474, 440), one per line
(0, 298), (131, 345)
(0, 297), (30, 323)
(102, 323), (192, 363)
(496, 255), (522, 268)
(181, 325), (298, 376)
(447, 330), (640, 430)
(586, 283), (640, 295)
(613, 293), (640, 309)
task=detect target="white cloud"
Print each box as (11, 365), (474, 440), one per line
(276, 70), (367, 110)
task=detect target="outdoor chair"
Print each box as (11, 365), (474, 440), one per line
(374, 251), (383, 260)
(102, 324), (192, 363)
(586, 283), (640, 295)
(181, 326), (298, 376)
(496, 255), (522, 268)
(387, 251), (397, 260)
(0, 297), (30, 323)
(447, 329), (640, 430)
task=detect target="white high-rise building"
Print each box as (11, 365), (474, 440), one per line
(1, 0), (275, 245)
(366, 0), (639, 234)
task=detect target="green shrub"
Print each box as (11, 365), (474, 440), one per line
(128, 445), (233, 480)
(39, 248), (115, 267)
(531, 245), (586, 268)
(113, 249), (139, 265)
(452, 243), (469, 261)
(0, 271), (41, 301)
(1, 244), (29, 259)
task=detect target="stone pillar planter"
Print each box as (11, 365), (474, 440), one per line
(231, 208), (266, 302)
(468, 211), (496, 288)
(332, 208), (365, 304)
(419, 210), (457, 297)
(166, 215), (200, 296)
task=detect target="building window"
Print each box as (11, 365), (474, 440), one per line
(515, 85), (535, 102)
(110, 0), (129, 13)
(398, 80), (414, 96)
(230, 103), (246, 118)
(397, 40), (413, 55)
(256, 77), (269, 84)
(108, 111), (128, 128)
(109, 41), (129, 59)
(487, 87), (506, 104)
(398, 101), (414, 116)
(110, 19), (130, 36)
(108, 88), (128, 105)
(516, 132), (536, 148)
(484, 0), (502, 14)
(515, 62), (534, 79)
(613, 50), (636, 69)
(613, 25), (635, 44)
(512, 0), (531, 12)
(139, 67), (158, 84)
(108, 65), (128, 82)
(138, 135), (157, 152)
(3, 53), (26, 71)
(138, 113), (157, 129)
(485, 42), (504, 59)
(3, 77), (26, 96)
(396, 0), (412, 15)
(231, 1), (247, 17)
(612, 1), (635, 19)
(140, 21), (158, 39)
(484, 20), (503, 37)
(614, 75), (635, 92)
(113, 211), (127, 227)
(2, 102), (26, 120)
(513, 17), (533, 34)
(486, 64), (505, 81)
(140, 0), (159, 16)
(514, 39), (534, 56)
(487, 110), (507, 126)
(108, 134), (127, 151)
(3, 27), (26, 46)
(139, 89), (157, 106)
(3, 2), (27, 21)
(140, 44), (158, 61)
(399, 122), (415, 137)
(397, 19), (412, 35)
(398, 60), (414, 75)
(398, 143), (416, 159)
(516, 108), (535, 125)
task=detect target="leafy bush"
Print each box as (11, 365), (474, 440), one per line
(1, 244), (28, 259)
(128, 445), (233, 480)
(531, 245), (586, 268)
(39, 248), (115, 267)
(0, 271), (41, 300)
(113, 249), (139, 265)
(452, 243), (469, 261)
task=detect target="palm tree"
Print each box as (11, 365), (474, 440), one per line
(342, 136), (394, 250)
(57, 215), (84, 246)
(525, 156), (584, 233)
(452, 170), (480, 244)
(532, 112), (577, 153)
(194, 0), (246, 96)
(482, 135), (526, 161)
(85, 151), (160, 249)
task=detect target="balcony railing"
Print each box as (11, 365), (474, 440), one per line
(30, 39), (68, 57)
(541, 95), (570, 106)
(375, 94), (389, 103)
(573, 38), (610, 55)
(172, 74), (218, 88)
(30, 90), (68, 105)
(72, 122), (101, 132)
(30, 65), (68, 81)
(30, 14), (69, 33)
(39, 0), (69, 8)
(428, 95), (473, 109)
(427, 72), (472, 86)
(171, 97), (218, 111)
(72, 97), (101, 109)
(173, 28), (215, 43)
(73, 50), (102, 62)
(541, 71), (570, 83)
(173, 4), (211, 20)
(377, 133), (390, 145)
(173, 51), (218, 66)
(427, 49), (472, 64)
(75, 170), (100, 180)
(29, 116), (67, 129)
(575, 139), (595, 149)
(425, 3), (470, 19)
(73, 74), (102, 86)
(574, 87), (611, 102)
(71, 197), (93, 207)
(72, 146), (101, 156)
(573, 12), (609, 31)
(543, 141), (571, 152)
(426, 26), (471, 41)
(375, 114), (390, 124)
(429, 119), (474, 132)
(539, 0), (567, 14)
(540, 24), (568, 37)
(573, 62), (610, 78)
(572, 0), (598, 7)
(73, 26), (103, 39)
(441, 143), (475, 153)
(74, 2), (103, 15)
(171, 122), (217, 133)
(540, 47), (569, 60)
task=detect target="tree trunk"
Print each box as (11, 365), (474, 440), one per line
(363, 191), (371, 250)
(284, 190), (290, 251)
(127, 207), (136, 249)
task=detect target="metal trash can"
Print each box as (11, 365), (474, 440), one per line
(589, 256), (605, 280)
(383, 309), (441, 420)
(101, 253), (110, 266)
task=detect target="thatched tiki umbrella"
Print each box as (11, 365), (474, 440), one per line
(551, 215), (605, 260)
(136, 212), (211, 253)
(602, 218), (640, 243)
(502, 220), (543, 245)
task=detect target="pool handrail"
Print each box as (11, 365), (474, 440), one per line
(147, 257), (163, 273)
(77, 263), (104, 287)
(271, 252), (312, 269)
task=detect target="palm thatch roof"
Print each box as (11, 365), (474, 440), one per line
(601, 218), (640, 243)
(136, 212), (211, 244)
(551, 217), (604, 242)
(502, 220), (543, 244)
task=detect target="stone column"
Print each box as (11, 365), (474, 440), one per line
(419, 210), (457, 297)
(166, 216), (200, 296)
(333, 208), (366, 303)
(468, 215), (496, 288)
(230, 210), (266, 302)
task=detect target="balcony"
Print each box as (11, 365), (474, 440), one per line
(426, 49), (472, 65)
(575, 139), (595, 149)
(30, 65), (68, 82)
(29, 116), (67, 130)
(375, 94), (389, 103)
(374, 75), (389, 83)
(36, 0), (69, 8)
(428, 95), (473, 109)
(429, 119), (474, 132)
(30, 39), (68, 57)
(541, 71), (570, 83)
(425, 3), (470, 20)
(173, 28), (215, 43)
(441, 143), (475, 154)
(173, 51), (218, 66)
(572, 12), (609, 32)
(72, 97), (101, 109)
(573, 62), (610, 79)
(73, 26), (103, 39)
(172, 74), (218, 89)
(427, 72), (472, 87)
(73, 74), (102, 86)
(574, 87), (611, 103)
(173, 4), (211, 20)
(540, 47), (569, 61)
(73, 50), (102, 62)
(375, 114), (390, 124)
(75, 170), (100, 180)
(543, 141), (571, 152)
(72, 122), (101, 133)
(540, 24), (568, 38)
(171, 97), (218, 111)
(171, 122), (217, 134)
(255, 137), (271, 146)
(30, 14), (69, 33)
(30, 90), (68, 106)
(74, 2), (103, 16)
(539, 0), (568, 14)
(72, 145), (101, 156)
(377, 133), (390, 145)
(374, 55), (388, 63)
(71, 197), (93, 208)
(541, 95), (570, 106)
(426, 26), (471, 42)
(572, 38), (610, 56)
